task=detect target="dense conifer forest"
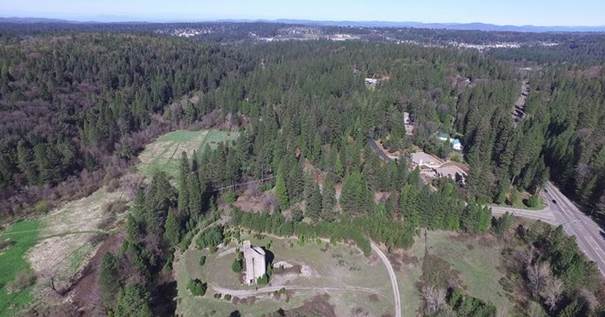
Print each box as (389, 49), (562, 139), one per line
(1, 22), (605, 316)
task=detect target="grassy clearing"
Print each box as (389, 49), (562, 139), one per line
(0, 220), (40, 316)
(138, 129), (238, 179)
(175, 231), (393, 317)
(27, 186), (126, 296)
(395, 230), (514, 316)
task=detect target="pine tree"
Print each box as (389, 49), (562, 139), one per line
(306, 182), (322, 221)
(275, 169), (289, 209)
(335, 152), (344, 178)
(189, 173), (202, 215)
(287, 158), (304, 203)
(16, 140), (36, 184)
(164, 209), (181, 247)
(340, 171), (371, 214)
(99, 253), (120, 308)
(321, 176), (337, 216)
(177, 152), (190, 217)
(115, 284), (152, 317)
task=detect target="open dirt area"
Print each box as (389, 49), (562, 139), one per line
(26, 185), (130, 305)
(174, 232), (394, 317)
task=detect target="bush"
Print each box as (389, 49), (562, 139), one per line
(6, 269), (37, 293)
(509, 188), (522, 206)
(231, 257), (243, 273)
(256, 274), (269, 286)
(223, 191), (237, 204)
(199, 255), (206, 266)
(33, 200), (50, 214)
(224, 294), (232, 301)
(526, 194), (541, 208)
(196, 226), (224, 249)
(187, 279), (207, 296)
(0, 238), (14, 251)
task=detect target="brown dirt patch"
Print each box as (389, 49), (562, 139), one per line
(281, 293), (336, 317)
(69, 232), (125, 315)
(387, 254), (402, 272)
(233, 191), (277, 213)
(368, 294), (380, 302)
(351, 307), (370, 317)
(273, 264), (303, 275)
(400, 252), (419, 265)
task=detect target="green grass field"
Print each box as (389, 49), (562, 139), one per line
(138, 129), (238, 179)
(395, 230), (514, 316)
(0, 220), (40, 317)
(175, 231), (393, 317)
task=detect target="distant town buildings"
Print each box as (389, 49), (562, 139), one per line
(242, 240), (266, 285)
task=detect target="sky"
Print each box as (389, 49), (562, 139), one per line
(1, 0), (604, 26)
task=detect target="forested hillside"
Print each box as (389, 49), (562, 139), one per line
(0, 34), (245, 216)
(1, 23), (605, 317)
(2, 30), (605, 223)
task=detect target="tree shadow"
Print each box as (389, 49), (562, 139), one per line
(262, 247), (275, 265)
(151, 281), (177, 317)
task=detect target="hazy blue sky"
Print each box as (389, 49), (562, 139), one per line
(2, 0), (604, 26)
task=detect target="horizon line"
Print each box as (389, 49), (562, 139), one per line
(2, 16), (605, 30)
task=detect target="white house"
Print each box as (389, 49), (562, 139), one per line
(242, 240), (266, 285)
(437, 133), (463, 151)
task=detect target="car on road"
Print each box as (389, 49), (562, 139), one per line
(552, 199), (557, 204)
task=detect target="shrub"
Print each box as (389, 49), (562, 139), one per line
(224, 294), (232, 301)
(526, 194), (541, 208)
(196, 226), (224, 249)
(256, 274), (269, 286)
(187, 279), (207, 296)
(33, 200), (50, 214)
(6, 269), (37, 293)
(231, 257), (243, 273)
(199, 255), (206, 266)
(0, 238), (14, 251)
(223, 191), (237, 204)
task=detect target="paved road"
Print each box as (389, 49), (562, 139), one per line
(490, 205), (558, 225)
(371, 242), (402, 317)
(543, 182), (605, 275)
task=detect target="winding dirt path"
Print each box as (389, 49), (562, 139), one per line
(211, 284), (382, 298)
(371, 241), (402, 317)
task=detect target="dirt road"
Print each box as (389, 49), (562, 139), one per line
(371, 241), (402, 317)
(211, 284), (382, 297)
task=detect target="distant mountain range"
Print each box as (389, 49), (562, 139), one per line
(1, 16), (605, 33)
(272, 19), (605, 33)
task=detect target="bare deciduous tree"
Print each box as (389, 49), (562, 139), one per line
(422, 285), (446, 315)
(541, 275), (563, 311)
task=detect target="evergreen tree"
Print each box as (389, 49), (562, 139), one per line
(164, 209), (181, 247)
(321, 175), (337, 217)
(188, 173), (202, 215)
(99, 253), (120, 308)
(340, 171), (371, 214)
(275, 168), (289, 209)
(306, 182), (322, 221)
(114, 284), (152, 317)
(177, 152), (190, 217)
